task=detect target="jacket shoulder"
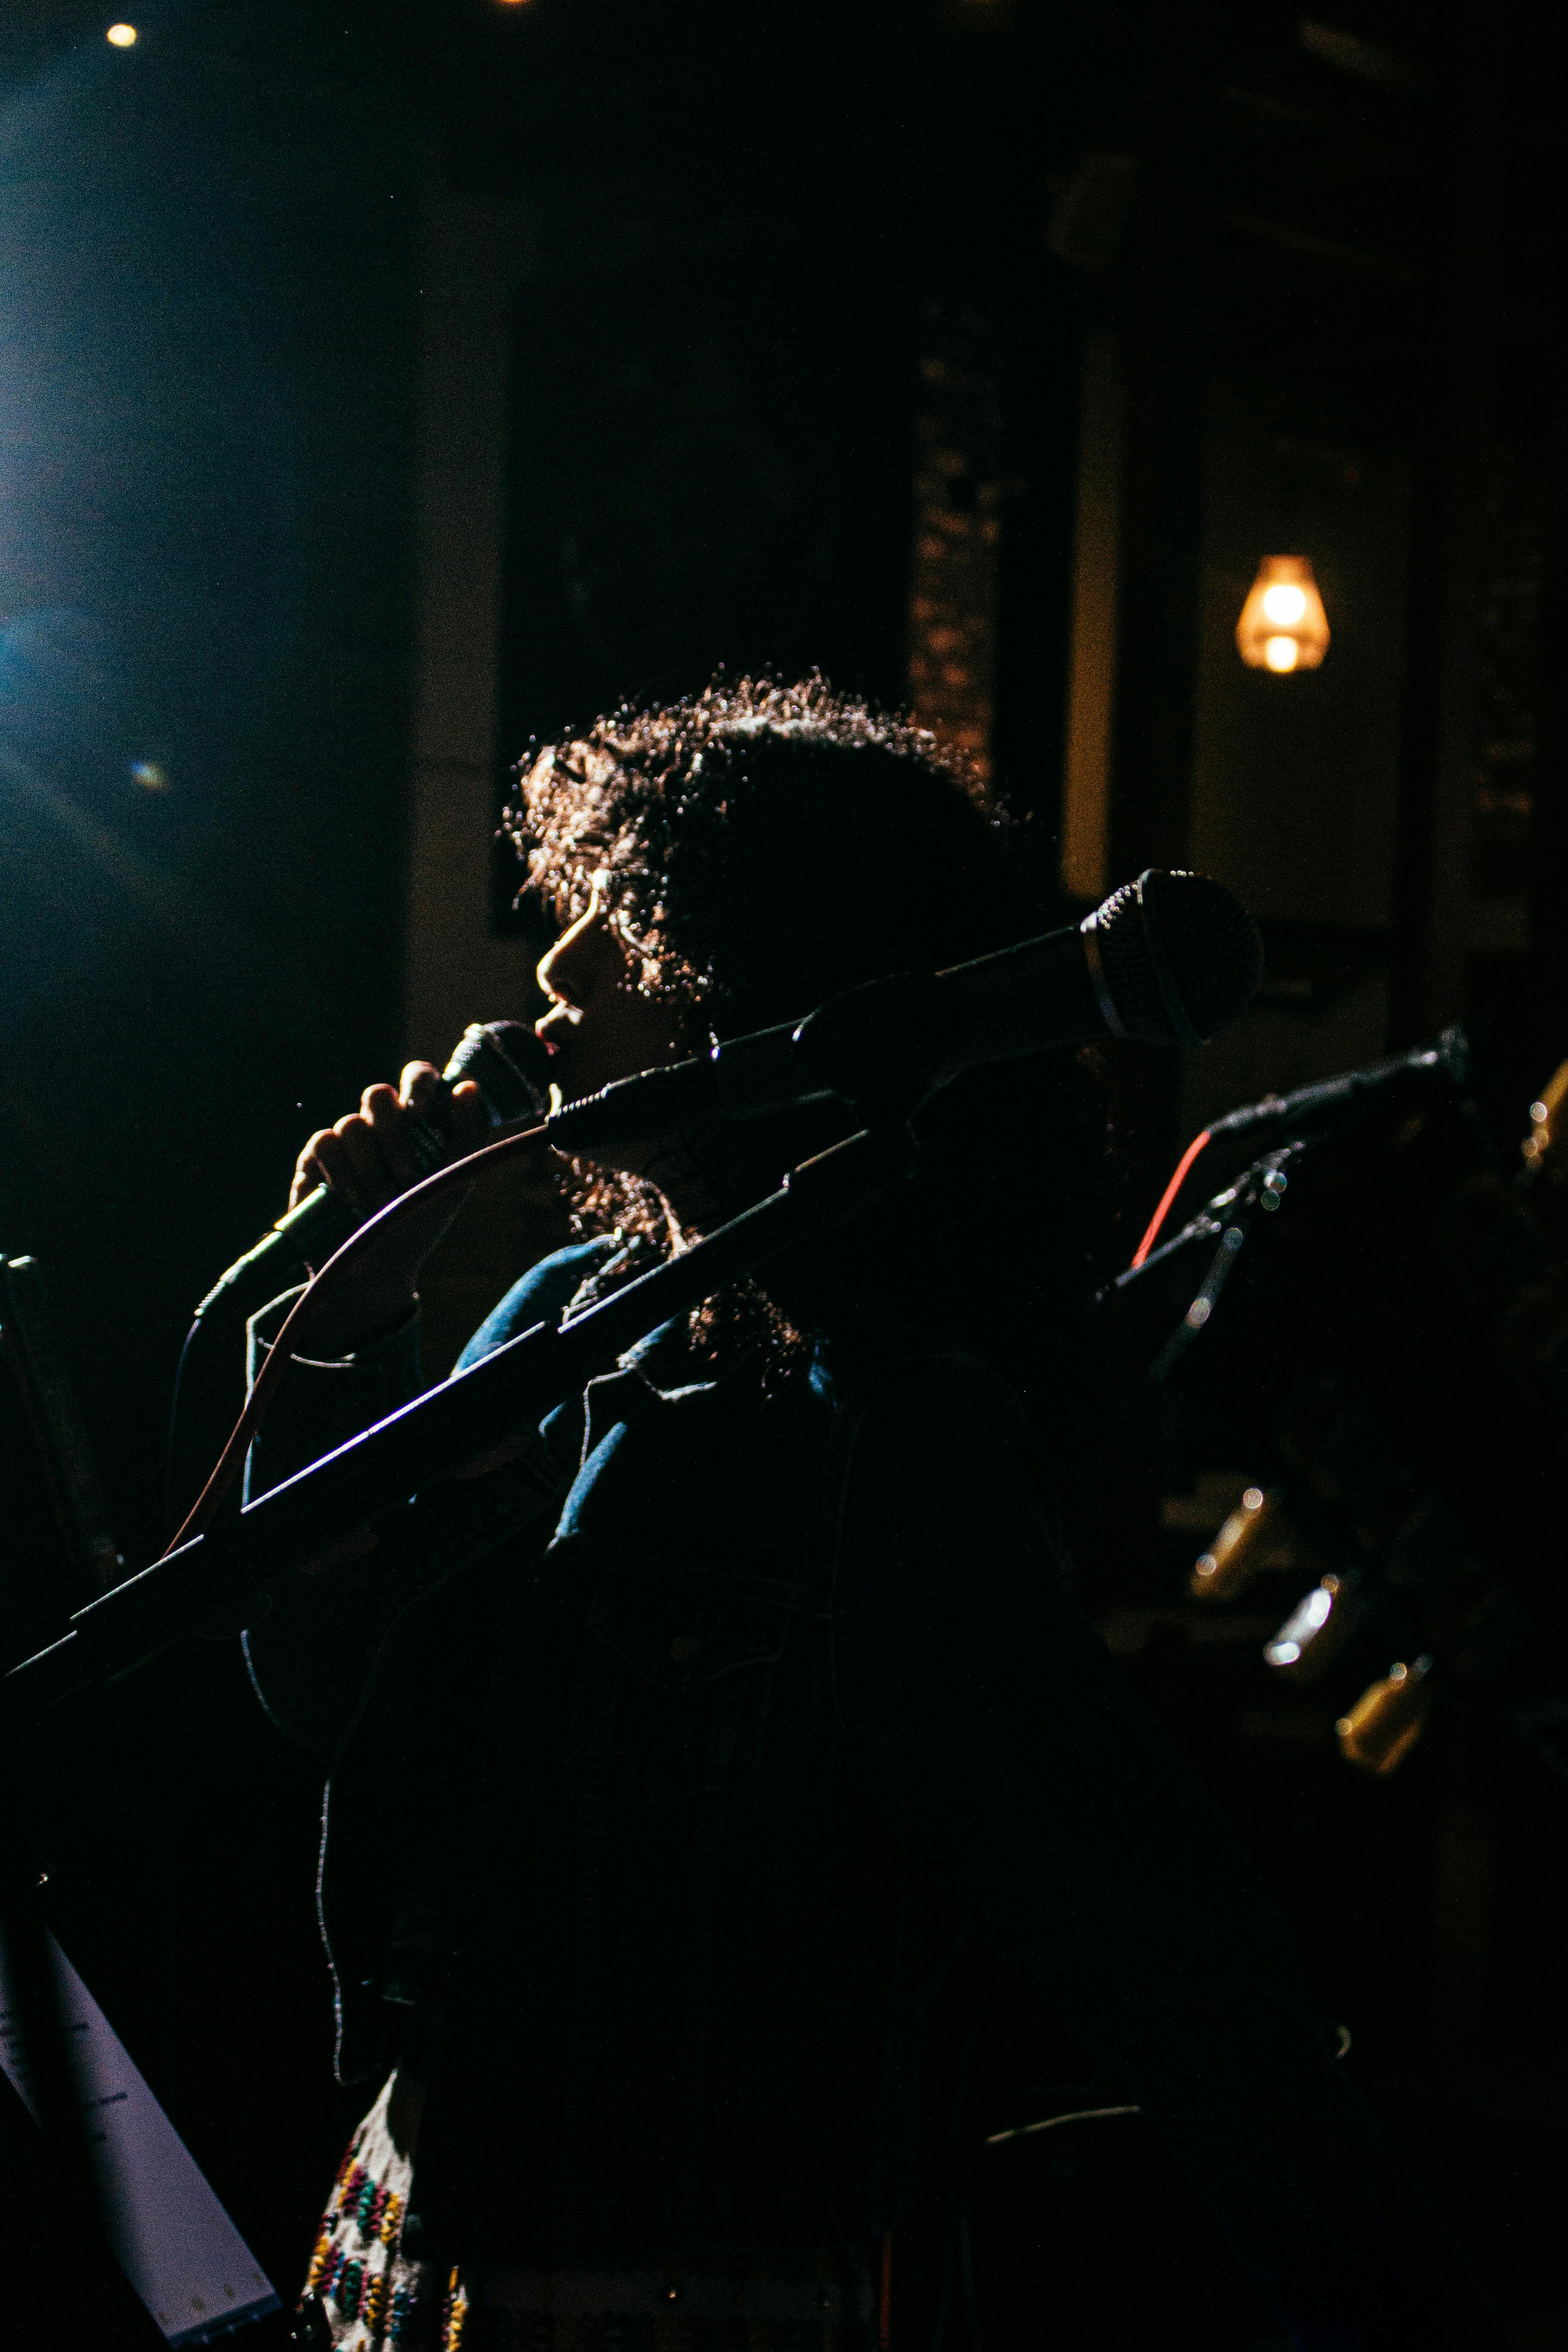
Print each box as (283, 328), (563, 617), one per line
(454, 1238), (622, 1370)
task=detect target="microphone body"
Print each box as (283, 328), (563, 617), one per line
(194, 1022), (550, 1320)
(547, 868), (1264, 1153)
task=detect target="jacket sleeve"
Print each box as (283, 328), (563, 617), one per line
(239, 1241), (618, 1751)
(829, 1352), (1501, 2352)
(241, 1285), (425, 1503)
(239, 1286), (426, 1750)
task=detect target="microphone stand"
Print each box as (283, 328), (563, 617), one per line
(5, 1120), (921, 1728)
(1109, 1028), (1475, 1383)
(1106, 1142), (1308, 1383)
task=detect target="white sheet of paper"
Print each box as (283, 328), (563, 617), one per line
(0, 1930), (282, 2345)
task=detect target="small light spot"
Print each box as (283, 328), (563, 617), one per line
(106, 22), (138, 46)
(129, 759), (169, 791)
(1264, 634), (1301, 673)
(1241, 1485), (1265, 1512)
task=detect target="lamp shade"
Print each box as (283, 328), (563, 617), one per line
(1235, 555), (1330, 673)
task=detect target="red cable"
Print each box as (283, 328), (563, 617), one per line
(175, 1110), (1212, 1551)
(1129, 1127), (1213, 1270)
(161, 1118), (549, 1557)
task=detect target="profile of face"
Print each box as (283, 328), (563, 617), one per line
(533, 872), (695, 1175)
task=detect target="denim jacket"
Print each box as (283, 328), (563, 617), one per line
(242, 1242), (1493, 2351)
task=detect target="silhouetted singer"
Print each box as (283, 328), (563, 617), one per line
(240, 678), (1499, 2352)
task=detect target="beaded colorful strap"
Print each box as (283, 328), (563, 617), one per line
(303, 2159), (417, 2345)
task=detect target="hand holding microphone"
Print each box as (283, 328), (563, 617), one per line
(168, 1024), (550, 1546)
(286, 1060), (493, 1354)
(194, 1021), (551, 1335)
(292, 1062), (488, 1220)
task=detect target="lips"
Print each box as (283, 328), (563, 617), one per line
(535, 1015), (580, 1106)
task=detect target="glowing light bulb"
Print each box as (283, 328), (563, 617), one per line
(1261, 582), (1307, 626)
(106, 21), (138, 44)
(1236, 555), (1330, 673)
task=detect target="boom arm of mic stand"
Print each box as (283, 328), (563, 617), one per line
(6, 1124), (919, 1728)
(1106, 1141), (1310, 1294)
(1100, 1143), (1307, 1384)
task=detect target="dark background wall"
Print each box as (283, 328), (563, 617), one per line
(1, 0), (422, 2303)
(1, 1), (417, 1565)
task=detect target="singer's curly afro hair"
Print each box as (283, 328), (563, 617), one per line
(501, 674), (1045, 1033)
(500, 675), (1114, 1497)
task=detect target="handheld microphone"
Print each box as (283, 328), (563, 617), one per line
(1205, 1025), (1470, 1143)
(546, 868), (1264, 1152)
(194, 1022), (550, 1320)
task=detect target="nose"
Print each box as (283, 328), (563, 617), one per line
(536, 902), (625, 1014)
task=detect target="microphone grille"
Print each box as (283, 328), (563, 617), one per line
(1095, 870), (1263, 1046)
(445, 1020), (552, 1125)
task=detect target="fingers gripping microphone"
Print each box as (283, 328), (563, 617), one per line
(194, 1022), (551, 1320)
(547, 869), (1264, 1152)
